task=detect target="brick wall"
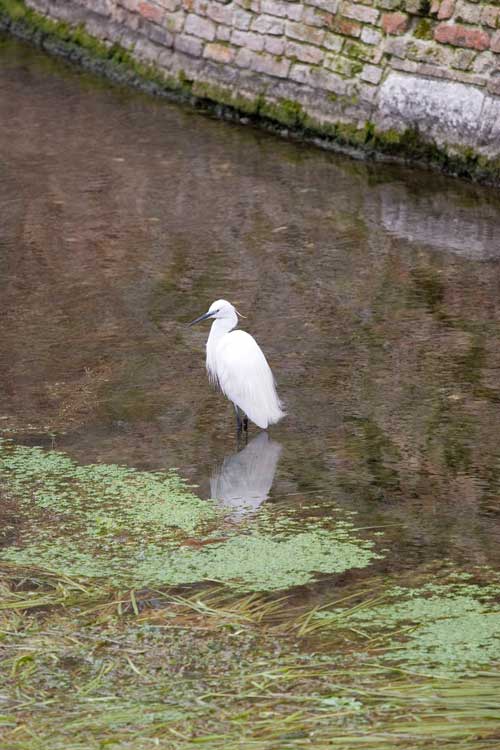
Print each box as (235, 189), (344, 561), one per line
(11, 0), (500, 175)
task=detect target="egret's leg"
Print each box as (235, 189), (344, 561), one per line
(234, 404), (243, 432)
(243, 416), (248, 432)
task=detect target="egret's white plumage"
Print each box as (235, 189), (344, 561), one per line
(190, 299), (285, 430)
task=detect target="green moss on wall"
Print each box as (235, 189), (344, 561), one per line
(1, 0), (500, 187)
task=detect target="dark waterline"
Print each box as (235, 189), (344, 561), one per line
(1, 34), (500, 578)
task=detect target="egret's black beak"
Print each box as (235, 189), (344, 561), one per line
(188, 310), (215, 327)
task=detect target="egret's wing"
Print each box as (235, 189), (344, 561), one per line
(215, 330), (284, 429)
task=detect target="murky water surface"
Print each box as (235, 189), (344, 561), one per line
(1, 35), (500, 591)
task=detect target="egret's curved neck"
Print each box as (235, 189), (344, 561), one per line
(206, 314), (237, 380)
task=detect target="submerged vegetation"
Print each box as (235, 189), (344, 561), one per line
(0, 440), (499, 747)
(0, 439), (379, 590)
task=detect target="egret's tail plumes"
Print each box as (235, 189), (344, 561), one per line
(210, 329), (285, 430)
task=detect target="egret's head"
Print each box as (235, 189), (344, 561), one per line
(189, 299), (240, 326)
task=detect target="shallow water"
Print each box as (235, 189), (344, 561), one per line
(1, 34), (500, 589)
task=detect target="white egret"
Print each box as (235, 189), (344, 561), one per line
(189, 299), (285, 431)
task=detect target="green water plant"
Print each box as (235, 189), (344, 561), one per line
(0, 439), (380, 591)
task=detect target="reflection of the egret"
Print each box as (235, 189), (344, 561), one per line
(210, 433), (282, 519)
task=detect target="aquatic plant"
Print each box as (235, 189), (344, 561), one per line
(0, 439), (380, 591)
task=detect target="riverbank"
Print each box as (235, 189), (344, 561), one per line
(2, 0), (500, 185)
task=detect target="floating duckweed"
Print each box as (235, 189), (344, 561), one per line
(317, 580), (500, 673)
(0, 440), (381, 591)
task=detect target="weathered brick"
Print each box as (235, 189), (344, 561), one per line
(435, 23), (490, 50)
(406, 39), (453, 64)
(286, 20), (325, 45)
(384, 36), (408, 57)
(491, 30), (500, 52)
(324, 53), (362, 76)
(451, 47), (476, 68)
(473, 50), (496, 72)
(156, 0), (181, 9)
(361, 26), (383, 45)
(184, 13), (216, 39)
(205, 2), (233, 24)
(203, 42), (236, 63)
(328, 15), (362, 37)
(286, 4), (303, 21)
(251, 14), (285, 34)
(233, 8), (253, 29)
(232, 29), (265, 50)
(174, 33), (203, 55)
(286, 40), (324, 63)
(455, 0), (482, 24)
(481, 5), (500, 28)
(289, 63), (348, 93)
(376, 0), (401, 8)
(138, 1), (163, 22)
(306, 0), (339, 10)
(389, 55), (419, 71)
(324, 31), (344, 51)
(360, 62), (383, 82)
(235, 47), (254, 68)
(164, 11), (185, 32)
(260, 0), (289, 17)
(265, 35), (286, 54)
(301, 6), (333, 27)
(342, 2), (379, 24)
(252, 52), (291, 77)
(216, 24), (232, 40)
(344, 38), (382, 61)
(381, 12), (409, 34)
(437, 0), (454, 19)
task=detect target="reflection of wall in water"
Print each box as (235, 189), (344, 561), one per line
(370, 183), (500, 261)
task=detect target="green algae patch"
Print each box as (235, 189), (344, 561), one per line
(0, 440), (381, 591)
(316, 577), (500, 674)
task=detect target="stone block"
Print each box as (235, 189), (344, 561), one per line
(286, 20), (325, 45)
(138, 1), (164, 23)
(381, 12), (409, 34)
(205, 2), (234, 24)
(184, 12), (216, 39)
(216, 24), (232, 41)
(232, 29), (265, 50)
(251, 14), (286, 34)
(361, 62), (383, 82)
(325, 53), (362, 76)
(305, 0), (339, 10)
(437, 0), (454, 19)
(233, 8), (253, 29)
(260, 0), (289, 17)
(265, 35), (286, 54)
(203, 41), (236, 62)
(492, 30), (500, 53)
(324, 31), (344, 51)
(384, 36), (408, 57)
(165, 11), (185, 32)
(301, 6), (332, 26)
(455, 0), (482, 24)
(482, 5), (500, 29)
(435, 23), (490, 50)
(452, 47), (476, 69)
(327, 15), (362, 36)
(174, 32), (204, 55)
(156, 0), (182, 10)
(251, 52), (292, 77)
(361, 26), (383, 45)
(286, 40), (324, 63)
(342, 2), (380, 24)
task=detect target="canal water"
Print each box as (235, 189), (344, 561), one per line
(1, 34), (500, 586)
